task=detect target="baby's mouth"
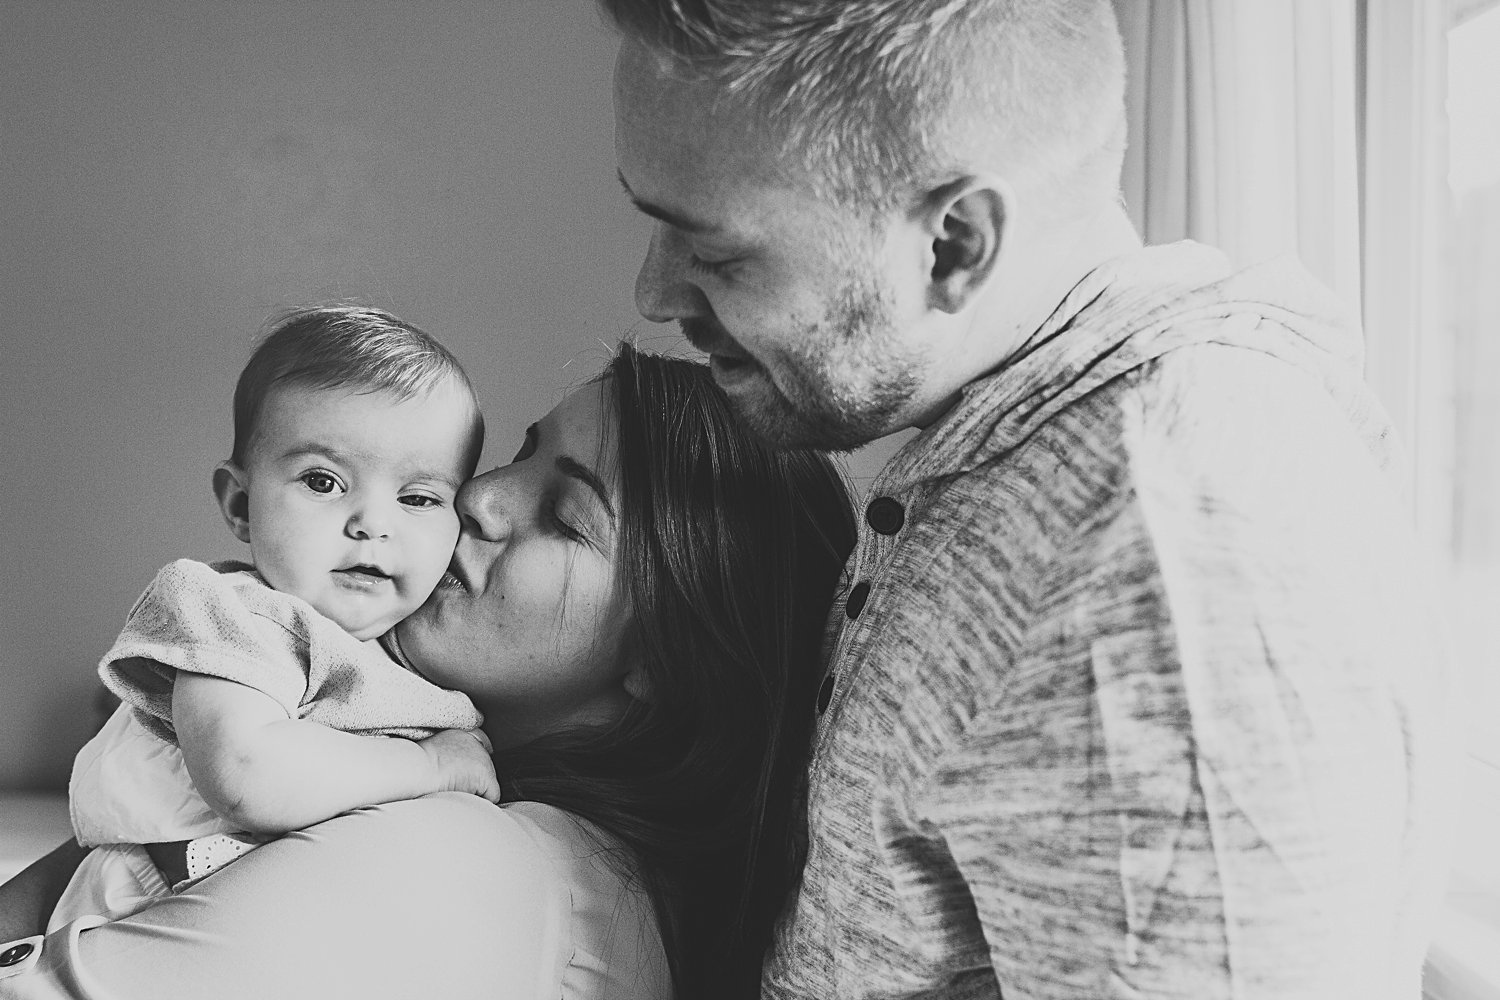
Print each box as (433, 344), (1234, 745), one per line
(336, 564), (393, 585)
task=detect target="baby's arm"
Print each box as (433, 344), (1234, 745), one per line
(172, 672), (499, 835)
(0, 840), (88, 939)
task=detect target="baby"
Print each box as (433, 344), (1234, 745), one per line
(49, 305), (499, 931)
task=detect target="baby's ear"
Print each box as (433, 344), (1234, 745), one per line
(212, 462), (252, 543)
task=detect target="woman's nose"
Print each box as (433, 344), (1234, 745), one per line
(455, 469), (515, 542)
(635, 224), (711, 323)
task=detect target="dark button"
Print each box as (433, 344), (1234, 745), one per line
(0, 942), (34, 968)
(845, 580), (870, 619)
(816, 674), (836, 714)
(866, 497), (905, 535)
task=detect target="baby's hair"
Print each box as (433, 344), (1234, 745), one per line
(230, 305), (483, 466)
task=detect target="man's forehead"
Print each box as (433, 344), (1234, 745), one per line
(615, 60), (823, 221)
(613, 38), (784, 173)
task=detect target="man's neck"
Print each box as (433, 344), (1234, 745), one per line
(988, 199), (1143, 367)
(910, 201), (1142, 429)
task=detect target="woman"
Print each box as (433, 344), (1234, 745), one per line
(0, 345), (856, 999)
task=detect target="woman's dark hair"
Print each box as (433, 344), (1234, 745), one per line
(493, 343), (856, 998)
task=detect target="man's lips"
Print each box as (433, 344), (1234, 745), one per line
(681, 320), (759, 383)
(680, 319), (745, 361)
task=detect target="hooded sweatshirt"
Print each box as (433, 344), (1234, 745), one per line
(762, 242), (1457, 1000)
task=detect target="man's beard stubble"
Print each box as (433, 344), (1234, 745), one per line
(684, 278), (921, 452)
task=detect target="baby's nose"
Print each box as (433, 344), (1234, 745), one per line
(346, 505), (392, 540)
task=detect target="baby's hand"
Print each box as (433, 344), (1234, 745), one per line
(418, 728), (501, 804)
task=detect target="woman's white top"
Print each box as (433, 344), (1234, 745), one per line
(1, 794), (671, 1000)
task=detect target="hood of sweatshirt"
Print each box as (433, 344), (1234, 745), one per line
(875, 241), (1394, 490)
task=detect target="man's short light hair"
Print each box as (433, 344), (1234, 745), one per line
(602, 0), (1127, 217)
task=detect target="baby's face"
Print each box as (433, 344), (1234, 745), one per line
(238, 379), (479, 640)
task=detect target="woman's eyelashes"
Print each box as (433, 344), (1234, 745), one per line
(546, 499), (584, 542)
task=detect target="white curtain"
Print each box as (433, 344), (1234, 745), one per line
(1355, 0), (1451, 538)
(1112, 0), (1451, 531)
(1112, 0), (1363, 319)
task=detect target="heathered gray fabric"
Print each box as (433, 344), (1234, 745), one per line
(762, 243), (1457, 999)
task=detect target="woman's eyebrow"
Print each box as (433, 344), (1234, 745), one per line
(556, 455), (616, 522)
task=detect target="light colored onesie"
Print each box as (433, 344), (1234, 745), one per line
(53, 558), (481, 931)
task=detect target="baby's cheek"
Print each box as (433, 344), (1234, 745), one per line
(409, 514), (461, 596)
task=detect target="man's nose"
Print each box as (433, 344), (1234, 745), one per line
(455, 470), (515, 543)
(635, 225), (712, 323)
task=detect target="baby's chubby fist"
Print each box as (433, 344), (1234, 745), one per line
(418, 728), (501, 803)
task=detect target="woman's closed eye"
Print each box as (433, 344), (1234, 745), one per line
(546, 498), (585, 543)
(298, 469), (345, 496)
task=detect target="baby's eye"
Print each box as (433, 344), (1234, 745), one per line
(399, 493), (443, 510)
(299, 471), (344, 496)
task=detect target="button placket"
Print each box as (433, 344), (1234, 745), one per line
(865, 496), (906, 535)
(811, 490), (908, 732)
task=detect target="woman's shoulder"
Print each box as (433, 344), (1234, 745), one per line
(17, 794), (666, 1000)
(495, 799), (671, 1000)
(361, 794), (671, 1000)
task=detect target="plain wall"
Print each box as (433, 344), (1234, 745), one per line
(0, 1), (900, 791)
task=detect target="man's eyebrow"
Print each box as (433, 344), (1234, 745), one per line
(617, 170), (719, 235)
(556, 455), (616, 522)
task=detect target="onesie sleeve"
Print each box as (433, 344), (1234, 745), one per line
(0, 795), (655, 1000)
(97, 560), (312, 740)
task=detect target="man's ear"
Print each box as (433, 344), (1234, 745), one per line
(921, 175), (1010, 314)
(212, 461), (252, 543)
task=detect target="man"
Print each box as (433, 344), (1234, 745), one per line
(604, 1), (1456, 998)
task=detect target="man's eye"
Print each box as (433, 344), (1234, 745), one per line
(687, 253), (735, 279)
(300, 471), (343, 495)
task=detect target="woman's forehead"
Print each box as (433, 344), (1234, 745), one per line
(542, 379), (620, 486)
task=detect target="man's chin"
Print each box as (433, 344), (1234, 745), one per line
(719, 386), (866, 452)
(708, 353), (760, 388)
